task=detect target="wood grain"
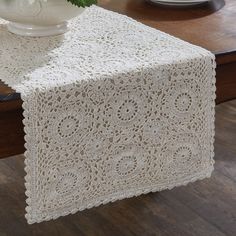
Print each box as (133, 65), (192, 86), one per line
(0, 108), (25, 158)
(1, 0), (236, 101)
(99, 0), (236, 56)
(0, 99), (235, 235)
(0, 0), (236, 157)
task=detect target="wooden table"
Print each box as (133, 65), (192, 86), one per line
(0, 0), (235, 158)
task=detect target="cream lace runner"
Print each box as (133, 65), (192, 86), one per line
(0, 6), (216, 224)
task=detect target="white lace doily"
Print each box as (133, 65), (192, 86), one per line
(0, 6), (216, 224)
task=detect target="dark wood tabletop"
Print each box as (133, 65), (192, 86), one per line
(0, 0), (236, 158)
(1, 0), (236, 102)
(98, 0), (236, 103)
(100, 0), (236, 58)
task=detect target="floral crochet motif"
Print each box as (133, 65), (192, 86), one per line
(0, 6), (216, 224)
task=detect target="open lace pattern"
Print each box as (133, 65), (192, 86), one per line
(0, 6), (216, 224)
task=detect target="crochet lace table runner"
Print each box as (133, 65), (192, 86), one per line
(0, 6), (216, 224)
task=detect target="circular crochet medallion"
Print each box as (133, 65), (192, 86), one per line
(54, 162), (91, 196)
(104, 91), (149, 128)
(159, 133), (203, 178)
(116, 96), (140, 123)
(56, 113), (81, 139)
(55, 172), (78, 195)
(116, 155), (138, 177)
(143, 120), (169, 147)
(174, 91), (193, 113)
(160, 78), (199, 124)
(43, 108), (92, 147)
(109, 145), (148, 181)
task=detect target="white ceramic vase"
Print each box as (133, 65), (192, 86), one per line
(0, 0), (85, 37)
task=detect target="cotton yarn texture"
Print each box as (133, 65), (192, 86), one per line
(0, 6), (216, 224)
